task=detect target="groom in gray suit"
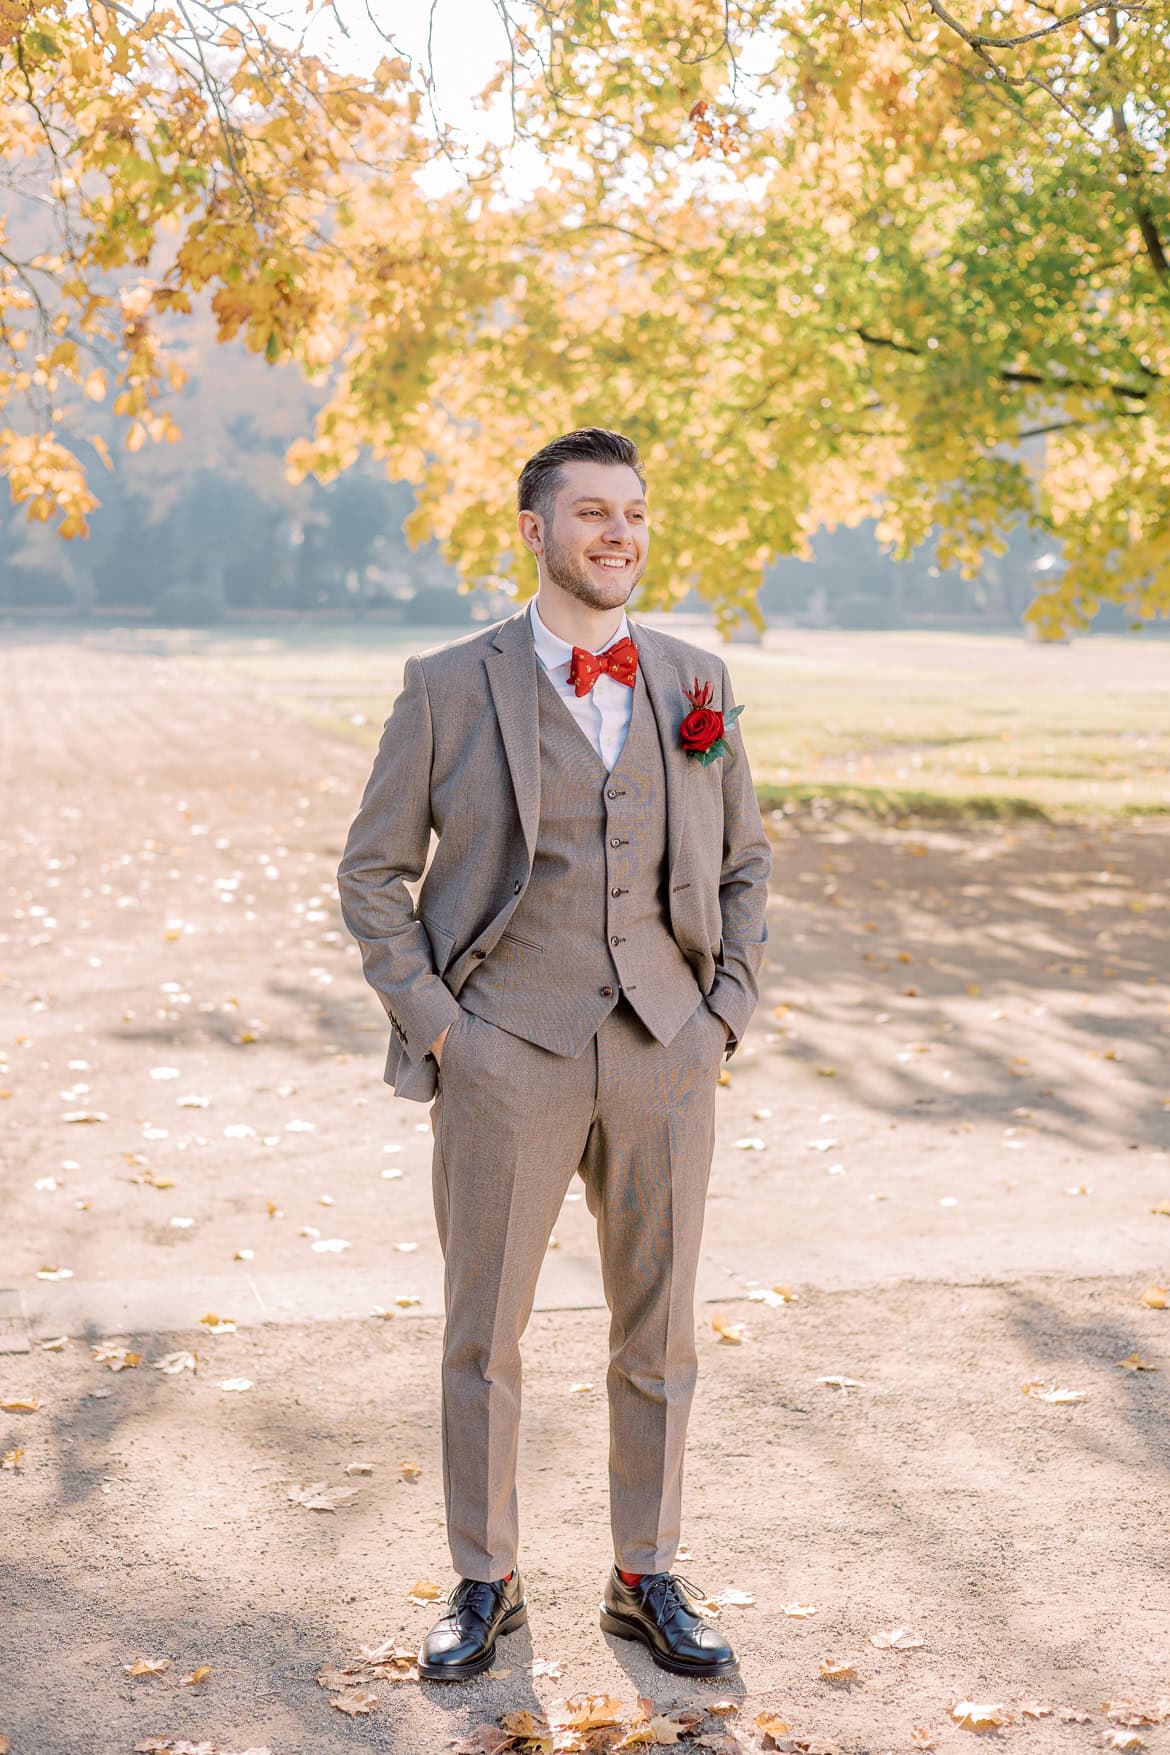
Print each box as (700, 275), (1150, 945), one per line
(338, 428), (770, 1681)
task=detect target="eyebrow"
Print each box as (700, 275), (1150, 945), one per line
(568, 495), (648, 508)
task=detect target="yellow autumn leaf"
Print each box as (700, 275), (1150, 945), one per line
(1138, 1285), (1167, 1309)
(124, 1656), (171, 1677)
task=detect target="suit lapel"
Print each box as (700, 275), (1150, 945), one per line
(628, 616), (690, 879)
(486, 608), (542, 866)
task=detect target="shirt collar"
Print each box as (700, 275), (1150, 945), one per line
(528, 596), (631, 673)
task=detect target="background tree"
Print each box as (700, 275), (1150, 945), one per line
(2, 0), (1167, 632)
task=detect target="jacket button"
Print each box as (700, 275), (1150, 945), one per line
(600, 985), (614, 998)
(611, 887), (622, 898)
(513, 881), (522, 894)
(606, 788), (618, 799)
(609, 836), (621, 847)
(610, 936), (621, 946)
(472, 949), (486, 960)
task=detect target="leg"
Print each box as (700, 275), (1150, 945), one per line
(578, 998), (725, 1574)
(430, 1007), (596, 1580)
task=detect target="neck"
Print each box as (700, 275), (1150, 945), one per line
(534, 581), (627, 651)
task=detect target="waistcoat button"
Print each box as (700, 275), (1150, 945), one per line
(610, 936), (621, 946)
(606, 788), (618, 799)
(609, 836), (621, 847)
(610, 886), (622, 898)
(600, 985), (614, 998)
(513, 881), (522, 894)
(472, 949), (486, 960)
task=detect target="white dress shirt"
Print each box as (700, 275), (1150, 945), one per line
(528, 596), (635, 772)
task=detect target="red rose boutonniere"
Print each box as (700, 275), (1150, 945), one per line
(679, 677), (744, 766)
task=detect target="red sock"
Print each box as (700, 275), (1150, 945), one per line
(501, 1570), (514, 1582)
(618, 1568), (643, 1586)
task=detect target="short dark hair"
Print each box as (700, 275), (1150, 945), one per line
(518, 428), (645, 524)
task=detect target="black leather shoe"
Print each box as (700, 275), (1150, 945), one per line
(600, 1566), (738, 1677)
(417, 1569), (527, 1681)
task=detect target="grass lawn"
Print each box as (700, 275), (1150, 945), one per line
(110, 618), (1170, 821)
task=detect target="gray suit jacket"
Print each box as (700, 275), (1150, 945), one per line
(337, 606), (772, 1102)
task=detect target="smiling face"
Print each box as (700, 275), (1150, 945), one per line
(522, 459), (649, 610)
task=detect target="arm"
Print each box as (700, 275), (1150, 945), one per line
(336, 655), (461, 1064)
(702, 659), (772, 1058)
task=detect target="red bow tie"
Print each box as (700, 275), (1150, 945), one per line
(567, 635), (639, 697)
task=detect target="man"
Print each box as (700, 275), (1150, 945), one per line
(338, 428), (771, 1682)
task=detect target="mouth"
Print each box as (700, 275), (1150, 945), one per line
(587, 554), (635, 574)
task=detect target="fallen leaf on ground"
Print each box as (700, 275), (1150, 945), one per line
(1022, 1380), (1087, 1403)
(2, 1449), (25, 1470)
(407, 1579), (441, 1604)
(1018, 1701), (1051, 1718)
(819, 1657), (857, 1680)
(345, 1461), (375, 1476)
(783, 1602), (818, 1617)
(400, 1460), (422, 1479)
(1138, 1285), (1167, 1309)
(218, 1379), (252, 1392)
(199, 1314), (237, 1333)
(531, 1658), (564, 1679)
(950, 1700), (1008, 1730)
(615, 1711), (698, 1747)
(712, 1313), (747, 1344)
(1115, 1353), (1157, 1372)
(135, 1745), (273, 1754)
(0, 1398), (37, 1413)
(329, 1690), (378, 1715)
(550, 1694), (626, 1730)
(450, 1729), (513, 1755)
(180, 1665), (212, 1685)
(36, 1266), (74, 1280)
(909, 1729), (935, 1749)
(715, 1587), (755, 1607)
(817, 1375), (865, 1390)
(152, 1352), (197, 1374)
(359, 1638), (418, 1669)
(287, 1481), (358, 1510)
(755, 1711), (791, 1737)
(1102, 1734), (1143, 1751)
(40, 1336), (68, 1351)
(708, 1699), (739, 1714)
(124, 1656), (172, 1676)
(570, 1381), (595, 1393)
(93, 1343), (141, 1371)
(869, 1627), (924, 1649)
(501, 1709), (551, 1737)
(1105, 1702), (1170, 1727)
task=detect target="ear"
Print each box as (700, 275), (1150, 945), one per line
(517, 508), (543, 556)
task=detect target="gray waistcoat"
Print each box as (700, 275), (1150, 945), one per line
(458, 660), (702, 1056)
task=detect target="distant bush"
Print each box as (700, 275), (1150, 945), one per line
(835, 593), (902, 630)
(153, 586), (223, 626)
(403, 585), (475, 625)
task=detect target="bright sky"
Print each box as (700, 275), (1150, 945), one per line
(305, 0), (550, 195)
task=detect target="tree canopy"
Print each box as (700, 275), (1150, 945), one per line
(2, 0), (1167, 631)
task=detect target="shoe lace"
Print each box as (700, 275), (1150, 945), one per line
(448, 1575), (507, 1618)
(642, 1571), (706, 1618)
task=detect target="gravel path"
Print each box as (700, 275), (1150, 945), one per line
(1, 636), (1168, 1755)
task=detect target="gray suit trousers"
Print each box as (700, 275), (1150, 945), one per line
(430, 992), (728, 1581)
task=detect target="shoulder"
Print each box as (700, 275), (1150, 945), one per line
(411, 607), (529, 679)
